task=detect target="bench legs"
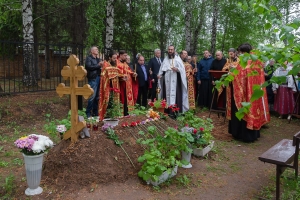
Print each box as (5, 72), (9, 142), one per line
(276, 165), (285, 200)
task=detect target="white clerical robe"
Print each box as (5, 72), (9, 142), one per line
(158, 55), (189, 112)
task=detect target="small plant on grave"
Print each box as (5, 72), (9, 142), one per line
(148, 98), (168, 110)
(44, 109), (88, 140)
(168, 104), (181, 119)
(189, 127), (214, 149)
(137, 126), (192, 183)
(128, 104), (147, 116)
(105, 88), (123, 120)
(177, 110), (214, 148)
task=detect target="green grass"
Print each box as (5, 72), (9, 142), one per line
(176, 174), (191, 187)
(4, 151), (14, 157)
(256, 168), (300, 200)
(229, 162), (241, 172)
(12, 158), (23, 166)
(206, 163), (226, 174)
(0, 161), (9, 167)
(1, 174), (15, 199)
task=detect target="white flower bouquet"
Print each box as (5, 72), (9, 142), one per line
(14, 134), (54, 155)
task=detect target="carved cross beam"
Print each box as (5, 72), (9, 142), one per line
(56, 55), (94, 143)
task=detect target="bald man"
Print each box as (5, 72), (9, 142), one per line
(210, 50), (227, 110)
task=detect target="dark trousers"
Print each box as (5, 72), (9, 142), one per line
(150, 81), (157, 101)
(137, 82), (149, 107)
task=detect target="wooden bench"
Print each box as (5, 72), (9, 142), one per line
(258, 132), (300, 200)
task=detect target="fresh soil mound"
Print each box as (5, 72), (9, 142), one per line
(42, 115), (179, 191)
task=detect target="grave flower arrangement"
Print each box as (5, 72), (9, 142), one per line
(14, 134), (54, 155)
(146, 109), (160, 119)
(148, 98), (167, 110)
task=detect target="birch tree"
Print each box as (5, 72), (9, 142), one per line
(22, 0), (36, 86)
(190, 0), (207, 55)
(105, 0), (114, 51)
(184, 0), (191, 53)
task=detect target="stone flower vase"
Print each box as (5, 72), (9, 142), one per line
(181, 144), (192, 169)
(23, 153), (44, 196)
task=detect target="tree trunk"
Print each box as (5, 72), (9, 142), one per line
(105, 0), (114, 51)
(185, 0), (191, 53)
(190, 1), (206, 55)
(159, 0), (166, 58)
(22, 0), (37, 86)
(44, 2), (50, 79)
(210, 0), (218, 56)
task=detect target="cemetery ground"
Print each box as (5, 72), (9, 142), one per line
(0, 91), (300, 200)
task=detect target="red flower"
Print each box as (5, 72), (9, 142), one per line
(148, 102), (154, 107)
(130, 122), (137, 127)
(185, 124), (189, 127)
(161, 100), (167, 108)
(136, 120), (140, 124)
(174, 126), (178, 130)
(199, 127), (204, 131)
(193, 129), (197, 134)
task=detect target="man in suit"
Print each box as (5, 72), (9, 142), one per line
(136, 56), (150, 107)
(147, 49), (162, 101)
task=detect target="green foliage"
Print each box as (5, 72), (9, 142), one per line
(137, 126), (191, 182)
(0, 161), (9, 167)
(105, 91), (123, 120)
(128, 105), (147, 116)
(12, 158), (23, 166)
(85, 0), (105, 47)
(105, 128), (123, 146)
(1, 174), (15, 198)
(177, 110), (214, 132)
(43, 109), (87, 138)
(176, 174), (191, 187)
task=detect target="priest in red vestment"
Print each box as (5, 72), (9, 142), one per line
(226, 43), (270, 142)
(117, 50), (137, 115)
(98, 51), (123, 120)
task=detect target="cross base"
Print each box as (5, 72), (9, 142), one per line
(63, 119), (86, 142)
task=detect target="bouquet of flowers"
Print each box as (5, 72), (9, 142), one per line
(14, 134), (54, 155)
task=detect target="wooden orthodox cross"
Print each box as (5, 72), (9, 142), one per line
(56, 55), (94, 143)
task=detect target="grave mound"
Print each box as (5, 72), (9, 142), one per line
(42, 115), (178, 191)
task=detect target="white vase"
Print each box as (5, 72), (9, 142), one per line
(181, 151), (192, 168)
(147, 165), (178, 186)
(23, 153), (44, 196)
(103, 118), (119, 127)
(193, 141), (215, 157)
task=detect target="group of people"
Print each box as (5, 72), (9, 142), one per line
(85, 42), (300, 143)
